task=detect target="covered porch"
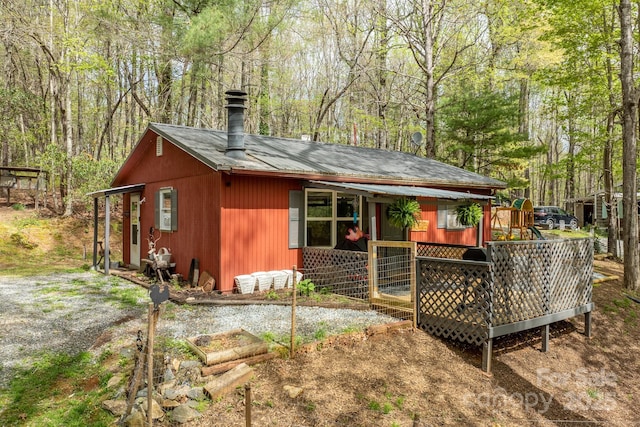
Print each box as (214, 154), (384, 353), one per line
(87, 183), (145, 275)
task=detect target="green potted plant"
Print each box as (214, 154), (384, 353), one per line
(387, 198), (421, 236)
(455, 202), (483, 227)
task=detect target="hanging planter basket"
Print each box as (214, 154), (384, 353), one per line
(387, 198), (421, 230)
(456, 202), (483, 227)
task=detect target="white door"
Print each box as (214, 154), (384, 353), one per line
(130, 194), (141, 267)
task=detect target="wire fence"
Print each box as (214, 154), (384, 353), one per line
(116, 242), (417, 425)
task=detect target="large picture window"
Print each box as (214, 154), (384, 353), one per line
(155, 188), (178, 231)
(305, 189), (361, 247)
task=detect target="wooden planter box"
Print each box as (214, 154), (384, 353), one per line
(185, 329), (268, 366)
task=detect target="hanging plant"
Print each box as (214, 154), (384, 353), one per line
(456, 202), (483, 227)
(387, 198), (421, 230)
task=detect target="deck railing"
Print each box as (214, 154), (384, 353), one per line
(417, 238), (594, 372)
(303, 239), (594, 373)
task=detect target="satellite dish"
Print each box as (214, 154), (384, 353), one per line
(410, 132), (423, 154)
(411, 132), (423, 147)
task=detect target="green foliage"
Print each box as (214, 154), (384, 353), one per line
(314, 321), (328, 341)
(0, 351), (112, 427)
(439, 87), (542, 178)
(265, 289), (280, 300)
(71, 154), (121, 209)
(298, 279), (315, 296)
(455, 203), (483, 227)
(11, 203), (25, 211)
(386, 198), (421, 230)
(10, 232), (37, 249)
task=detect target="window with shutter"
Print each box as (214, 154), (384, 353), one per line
(155, 188), (177, 231)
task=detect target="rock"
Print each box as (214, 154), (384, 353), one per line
(120, 347), (134, 359)
(187, 387), (205, 401)
(101, 399), (126, 416)
(186, 399), (202, 408)
(112, 386), (126, 400)
(159, 380), (176, 395)
(171, 404), (201, 424)
(283, 385), (303, 399)
(164, 367), (175, 381)
(107, 374), (123, 389)
(180, 360), (201, 370)
(162, 399), (181, 409)
(124, 408), (145, 427)
(172, 358), (181, 372)
(137, 397), (165, 420)
(164, 385), (190, 400)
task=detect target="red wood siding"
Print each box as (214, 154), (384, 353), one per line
(112, 130), (214, 186)
(409, 200), (491, 246)
(114, 130), (221, 282)
(114, 129), (496, 292)
(219, 175), (302, 293)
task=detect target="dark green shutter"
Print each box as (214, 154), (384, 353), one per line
(170, 189), (178, 231)
(289, 190), (304, 248)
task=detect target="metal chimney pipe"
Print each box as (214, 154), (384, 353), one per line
(225, 89), (248, 159)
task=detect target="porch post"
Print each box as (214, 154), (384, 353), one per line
(104, 195), (111, 275)
(92, 197), (99, 269)
(477, 208), (484, 246)
(368, 201), (377, 240)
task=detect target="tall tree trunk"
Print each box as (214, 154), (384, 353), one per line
(604, 10), (619, 257)
(618, 0), (639, 291)
(157, 5), (174, 123)
(422, 0), (436, 158)
(63, 75), (73, 217)
(519, 78), (531, 199)
(376, 0), (388, 150)
(564, 92), (576, 212)
(259, 52), (270, 135)
(216, 56), (225, 129)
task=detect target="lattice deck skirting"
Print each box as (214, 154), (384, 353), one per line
(303, 239), (593, 373)
(417, 238), (593, 372)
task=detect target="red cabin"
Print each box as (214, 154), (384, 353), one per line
(92, 90), (505, 293)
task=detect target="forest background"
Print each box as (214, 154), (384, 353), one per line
(1, 0), (639, 290)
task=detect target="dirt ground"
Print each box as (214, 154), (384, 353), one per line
(187, 259), (639, 427)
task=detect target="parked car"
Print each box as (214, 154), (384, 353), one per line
(533, 206), (578, 230)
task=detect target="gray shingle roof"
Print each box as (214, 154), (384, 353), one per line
(149, 123), (506, 189)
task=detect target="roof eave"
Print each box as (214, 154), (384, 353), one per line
(222, 167), (506, 190)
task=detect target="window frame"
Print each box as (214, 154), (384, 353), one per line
(304, 189), (362, 248)
(437, 201), (470, 230)
(155, 187), (178, 232)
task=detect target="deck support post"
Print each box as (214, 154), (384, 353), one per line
(541, 324), (549, 352)
(584, 312), (592, 338)
(482, 338), (493, 373)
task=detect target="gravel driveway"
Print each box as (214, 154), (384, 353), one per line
(0, 272), (393, 388)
